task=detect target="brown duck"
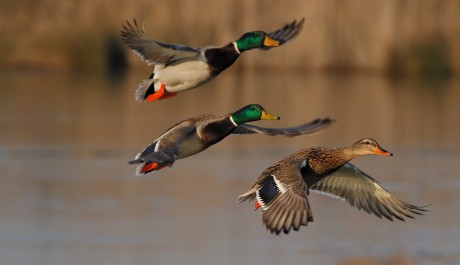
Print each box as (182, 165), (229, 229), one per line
(238, 138), (427, 235)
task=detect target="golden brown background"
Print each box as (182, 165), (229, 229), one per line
(1, 1), (459, 265)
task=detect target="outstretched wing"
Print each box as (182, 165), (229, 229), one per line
(260, 18), (305, 50)
(262, 181), (311, 235)
(232, 118), (334, 137)
(241, 158), (314, 235)
(310, 163), (428, 221)
(120, 19), (200, 65)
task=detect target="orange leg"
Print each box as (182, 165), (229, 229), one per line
(254, 201), (261, 211)
(141, 162), (160, 174)
(159, 91), (177, 100)
(156, 164), (168, 170)
(140, 162), (168, 174)
(145, 83), (165, 102)
(145, 83), (177, 102)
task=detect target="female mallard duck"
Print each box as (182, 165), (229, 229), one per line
(121, 18), (304, 102)
(129, 104), (333, 175)
(238, 138), (427, 235)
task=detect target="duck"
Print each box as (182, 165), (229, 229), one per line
(238, 138), (427, 235)
(120, 18), (305, 102)
(129, 104), (334, 175)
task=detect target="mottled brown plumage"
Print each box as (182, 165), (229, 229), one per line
(238, 138), (428, 235)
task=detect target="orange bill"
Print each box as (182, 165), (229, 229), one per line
(263, 35), (280, 47)
(374, 148), (393, 156)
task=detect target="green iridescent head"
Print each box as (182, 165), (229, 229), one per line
(231, 104), (280, 125)
(234, 31), (280, 52)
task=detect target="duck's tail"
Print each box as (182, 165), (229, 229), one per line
(134, 73), (155, 102)
(237, 189), (257, 203)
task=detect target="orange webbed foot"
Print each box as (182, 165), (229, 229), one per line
(159, 91), (177, 100)
(140, 162), (168, 174)
(145, 83), (177, 102)
(141, 162), (160, 174)
(254, 201), (261, 211)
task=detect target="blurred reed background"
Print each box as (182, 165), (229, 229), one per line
(0, 0), (458, 78)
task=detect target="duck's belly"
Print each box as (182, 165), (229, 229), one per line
(176, 133), (207, 159)
(155, 60), (213, 93)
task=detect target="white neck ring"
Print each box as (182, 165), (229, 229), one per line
(232, 42), (241, 54)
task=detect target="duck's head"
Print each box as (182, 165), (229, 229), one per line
(234, 31), (280, 52)
(231, 104), (280, 125)
(351, 138), (393, 157)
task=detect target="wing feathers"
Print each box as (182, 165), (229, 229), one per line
(121, 19), (200, 65)
(232, 118), (334, 136)
(128, 119), (198, 174)
(310, 163), (428, 221)
(261, 180), (311, 235)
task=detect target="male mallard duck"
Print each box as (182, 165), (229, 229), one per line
(238, 138), (427, 235)
(129, 104), (333, 175)
(120, 19), (304, 102)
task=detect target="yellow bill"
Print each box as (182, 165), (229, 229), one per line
(261, 110), (280, 120)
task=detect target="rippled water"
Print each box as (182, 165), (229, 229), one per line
(1, 70), (459, 265)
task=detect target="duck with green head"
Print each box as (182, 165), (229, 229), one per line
(121, 19), (304, 102)
(129, 104), (334, 175)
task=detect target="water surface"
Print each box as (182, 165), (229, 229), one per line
(1, 71), (459, 265)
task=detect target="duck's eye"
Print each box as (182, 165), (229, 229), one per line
(251, 107), (256, 111)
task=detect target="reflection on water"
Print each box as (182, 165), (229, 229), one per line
(0, 71), (459, 265)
